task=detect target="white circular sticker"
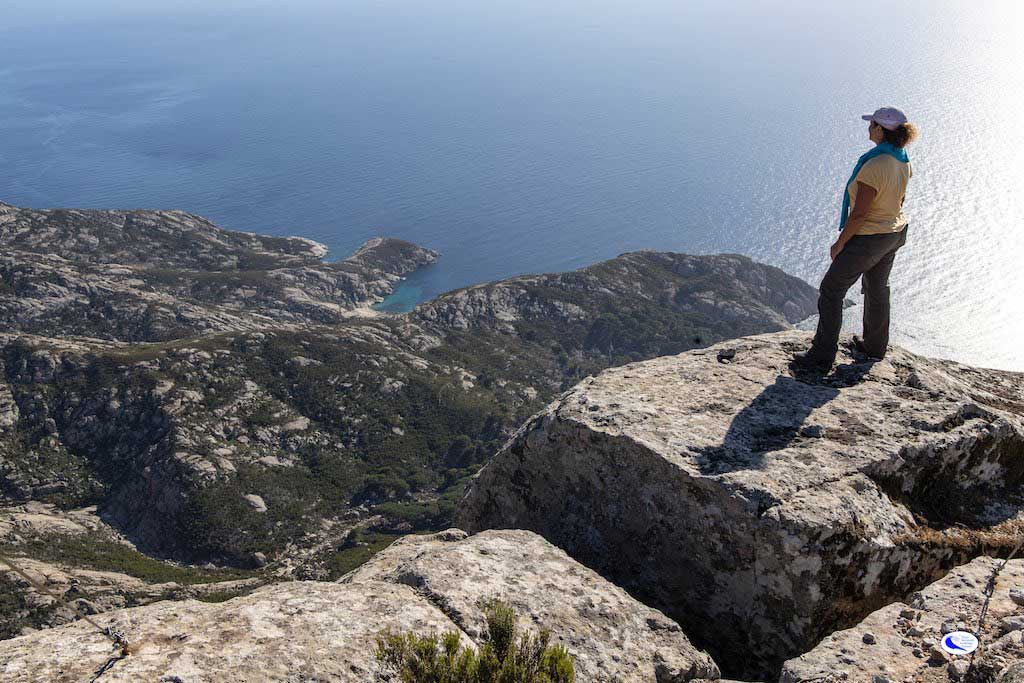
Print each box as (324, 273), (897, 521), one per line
(941, 631), (979, 656)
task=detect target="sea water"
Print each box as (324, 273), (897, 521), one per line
(1, 0), (1021, 370)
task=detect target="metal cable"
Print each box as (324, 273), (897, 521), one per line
(966, 535), (1024, 676)
(0, 550), (130, 665)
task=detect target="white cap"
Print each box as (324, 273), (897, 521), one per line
(861, 107), (908, 131)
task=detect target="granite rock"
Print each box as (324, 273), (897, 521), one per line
(1001, 662), (1024, 683)
(0, 205), (820, 569)
(0, 580), (465, 683)
(0, 381), (17, 431)
(415, 251), (817, 335)
(344, 528), (721, 681)
(459, 331), (1024, 677)
(0, 529), (724, 682)
(0, 202), (438, 342)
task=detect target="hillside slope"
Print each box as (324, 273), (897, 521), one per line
(0, 201), (818, 635)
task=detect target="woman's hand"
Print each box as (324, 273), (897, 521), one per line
(830, 240), (844, 261)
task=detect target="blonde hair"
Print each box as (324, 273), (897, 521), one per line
(882, 121), (918, 148)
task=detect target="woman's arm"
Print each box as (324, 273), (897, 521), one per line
(831, 181), (877, 260)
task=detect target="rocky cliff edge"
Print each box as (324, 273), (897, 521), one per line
(459, 330), (1024, 677)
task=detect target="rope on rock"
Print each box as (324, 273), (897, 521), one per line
(0, 550), (131, 675)
(967, 534), (1024, 675)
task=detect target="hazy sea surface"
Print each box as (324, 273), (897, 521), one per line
(2, 0), (1021, 370)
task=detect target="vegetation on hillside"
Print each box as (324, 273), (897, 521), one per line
(1, 535), (254, 586)
(0, 212), (819, 572)
(0, 572), (57, 639)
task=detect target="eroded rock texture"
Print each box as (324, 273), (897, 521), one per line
(0, 503), (258, 638)
(459, 331), (1024, 677)
(0, 580), (463, 683)
(344, 528), (720, 681)
(0, 201), (820, 571)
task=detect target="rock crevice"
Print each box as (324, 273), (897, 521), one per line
(781, 556), (1024, 681)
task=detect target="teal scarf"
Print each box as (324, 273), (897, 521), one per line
(839, 141), (909, 229)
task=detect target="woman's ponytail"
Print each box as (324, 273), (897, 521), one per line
(883, 122), (918, 148)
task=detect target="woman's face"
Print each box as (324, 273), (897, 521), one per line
(868, 120), (885, 143)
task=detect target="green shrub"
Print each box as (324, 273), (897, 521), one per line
(376, 600), (574, 683)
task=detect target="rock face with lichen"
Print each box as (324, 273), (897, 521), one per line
(1, 199), (825, 648)
(780, 556), (1024, 682)
(458, 330), (1024, 678)
(3, 199), (1024, 681)
(0, 580), (462, 683)
(0, 503), (261, 639)
(0, 528), (718, 683)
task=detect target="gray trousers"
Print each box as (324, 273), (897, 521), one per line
(809, 226), (908, 361)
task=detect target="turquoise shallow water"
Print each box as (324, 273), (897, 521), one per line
(1, 0), (1021, 370)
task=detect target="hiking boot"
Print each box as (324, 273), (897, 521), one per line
(789, 349), (833, 373)
(852, 335), (885, 361)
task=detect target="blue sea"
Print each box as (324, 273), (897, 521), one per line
(2, 0), (1021, 370)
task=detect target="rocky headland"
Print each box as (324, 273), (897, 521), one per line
(0, 202), (438, 340)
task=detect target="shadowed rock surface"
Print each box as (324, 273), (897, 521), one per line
(0, 503), (260, 638)
(344, 528), (720, 681)
(781, 556), (1024, 682)
(5, 200), (1022, 679)
(459, 331), (1024, 678)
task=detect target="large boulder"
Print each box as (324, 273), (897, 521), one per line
(781, 556), (1024, 682)
(344, 528), (720, 681)
(458, 331), (1024, 677)
(0, 528), (720, 682)
(0, 580), (465, 683)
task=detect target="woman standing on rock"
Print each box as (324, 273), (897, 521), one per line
(792, 106), (918, 371)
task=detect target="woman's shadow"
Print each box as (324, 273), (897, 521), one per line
(695, 361), (876, 475)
